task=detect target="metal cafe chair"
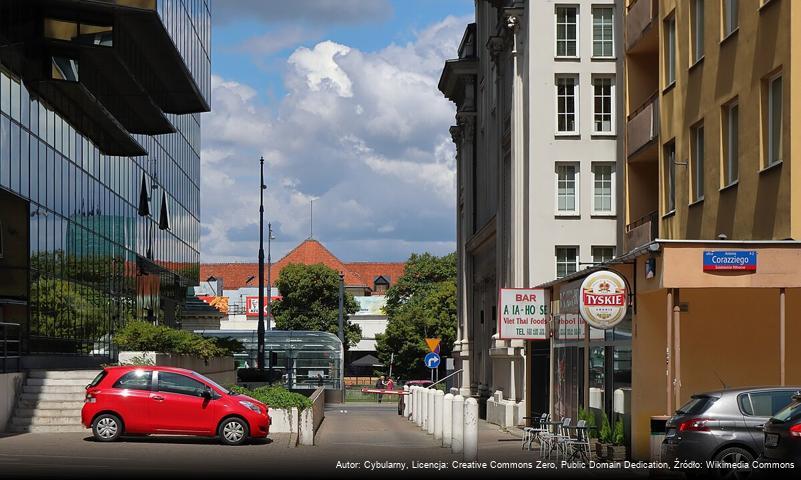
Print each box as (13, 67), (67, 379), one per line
(541, 417), (571, 460)
(563, 420), (594, 462)
(521, 413), (549, 450)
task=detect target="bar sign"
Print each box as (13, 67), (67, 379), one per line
(703, 251), (757, 271)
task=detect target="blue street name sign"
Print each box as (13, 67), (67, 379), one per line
(424, 352), (440, 369)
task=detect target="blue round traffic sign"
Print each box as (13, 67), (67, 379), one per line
(424, 352), (440, 369)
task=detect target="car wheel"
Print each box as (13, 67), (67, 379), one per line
(713, 447), (755, 480)
(92, 414), (122, 442)
(219, 417), (249, 446)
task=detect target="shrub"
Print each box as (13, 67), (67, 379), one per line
(613, 418), (625, 445)
(229, 385), (312, 411)
(598, 410), (612, 444)
(578, 406), (598, 439)
(113, 321), (243, 360)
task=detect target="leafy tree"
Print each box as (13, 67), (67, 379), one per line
(376, 252), (457, 379)
(271, 263), (361, 348)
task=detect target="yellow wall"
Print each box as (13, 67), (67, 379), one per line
(657, 0), (793, 241)
(785, 289), (801, 384)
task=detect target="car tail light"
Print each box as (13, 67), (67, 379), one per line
(679, 418), (710, 432)
(790, 424), (801, 438)
(84, 393), (96, 404)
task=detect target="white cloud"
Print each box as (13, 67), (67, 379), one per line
(201, 16), (470, 262)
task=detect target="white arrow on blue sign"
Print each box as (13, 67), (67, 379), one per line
(424, 352), (440, 369)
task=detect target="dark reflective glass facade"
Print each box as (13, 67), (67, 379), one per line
(0, 0), (210, 358)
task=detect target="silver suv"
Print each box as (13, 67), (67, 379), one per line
(662, 387), (800, 474)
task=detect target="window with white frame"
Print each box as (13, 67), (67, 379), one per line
(723, 0), (738, 37)
(723, 100), (739, 186)
(592, 163), (615, 215)
(556, 246), (579, 278)
(592, 246), (615, 264)
(592, 6), (614, 58)
(766, 73), (783, 166)
(592, 77), (614, 133)
(664, 15), (676, 86)
(556, 75), (578, 134)
(692, 0), (705, 63)
(691, 123), (705, 202)
(556, 163), (579, 215)
(555, 5), (579, 57)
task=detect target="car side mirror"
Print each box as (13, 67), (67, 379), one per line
(201, 386), (213, 399)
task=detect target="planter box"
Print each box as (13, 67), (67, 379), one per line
(607, 444), (627, 461)
(267, 387), (325, 447)
(118, 351), (236, 386)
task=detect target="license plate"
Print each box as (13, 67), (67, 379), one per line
(765, 433), (779, 448)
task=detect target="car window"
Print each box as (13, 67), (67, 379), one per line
(773, 398), (801, 423)
(112, 370), (152, 390)
(158, 372), (208, 397)
(741, 391), (797, 417)
(677, 396), (715, 415)
(88, 370), (108, 388)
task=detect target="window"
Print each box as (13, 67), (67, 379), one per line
(722, 100), (739, 186)
(555, 6), (579, 57)
(592, 77), (614, 134)
(556, 246), (578, 278)
(592, 246), (615, 264)
(723, 0), (738, 37)
(664, 141), (676, 213)
(556, 75), (578, 134)
(112, 370), (152, 391)
(739, 390), (797, 417)
(592, 6), (614, 58)
(556, 163), (579, 215)
(692, 0), (705, 63)
(664, 15), (676, 86)
(157, 371), (208, 397)
(766, 74), (783, 166)
(691, 123), (704, 202)
(591, 163), (615, 214)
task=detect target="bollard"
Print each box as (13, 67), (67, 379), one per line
(451, 394), (464, 454)
(421, 388), (428, 430)
(434, 390), (444, 441)
(464, 397), (478, 461)
(412, 387), (419, 423)
(403, 386), (410, 417)
(443, 393), (454, 448)
(427, 388), (435, 435)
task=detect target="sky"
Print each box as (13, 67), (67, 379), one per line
(200, 0), (473, 264)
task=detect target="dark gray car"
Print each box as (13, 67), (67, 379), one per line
(662, 387), (800, 476)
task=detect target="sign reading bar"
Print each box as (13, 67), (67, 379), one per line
(579, 271), (628, 330)
(703, 250), (757, 272)
(498, 288), (548, 340)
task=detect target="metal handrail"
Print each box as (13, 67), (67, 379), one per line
(1, 322), (22, 373)
(426, 369), (463, 389)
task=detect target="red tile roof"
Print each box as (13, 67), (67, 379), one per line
(200, 239), (406, 291)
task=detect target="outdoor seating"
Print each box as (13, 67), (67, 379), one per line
(521, 413), (549, 450)
(540, 416), (571, 460)
(562, 420), (594, 462)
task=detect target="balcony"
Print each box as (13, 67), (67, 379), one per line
(627, 94), (659, 160)
(626, 0), (658, 54)
(625, 211), (658, 253)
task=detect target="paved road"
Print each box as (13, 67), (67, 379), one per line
(0, 404), (661, 479)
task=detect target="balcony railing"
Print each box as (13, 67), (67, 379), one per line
(627, 93), (659, 158)
(626, 0), (657, 51)
(625, 211), (658, 252)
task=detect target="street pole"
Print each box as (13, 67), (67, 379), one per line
(266, 223), (274, 333)
(337, 272), (345, 345)
(257, 156), (266, 370)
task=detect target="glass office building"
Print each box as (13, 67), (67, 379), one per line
(0, 0), (210, 361)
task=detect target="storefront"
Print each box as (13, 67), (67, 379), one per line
(529, 240), (801, 460)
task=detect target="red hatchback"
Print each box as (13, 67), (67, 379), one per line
(81, 366), (270, 445)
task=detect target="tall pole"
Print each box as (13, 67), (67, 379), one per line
(337, 272), (345, 345)
(257, 156), (266, 370)
(267, 223), (273, 333)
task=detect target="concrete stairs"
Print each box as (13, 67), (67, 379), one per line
(8, 370), (99, 433)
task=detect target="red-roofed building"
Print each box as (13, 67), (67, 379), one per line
(200, 239), (405, 296)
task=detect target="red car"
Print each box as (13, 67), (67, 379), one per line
(81, 366), (270, 445)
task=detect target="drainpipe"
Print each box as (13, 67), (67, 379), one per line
(672, 290), (682, 411)
(666, 290), (673, 415)
(780, 288), (786, 385)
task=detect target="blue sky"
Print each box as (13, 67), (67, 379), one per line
(201, 1), (472, 263)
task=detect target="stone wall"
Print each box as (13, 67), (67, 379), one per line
(0, 372), (24, 432)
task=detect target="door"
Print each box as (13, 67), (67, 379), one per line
(109, 369), (154, 433)
(149, 371), (217, 434)
(739, 390), (798, 451)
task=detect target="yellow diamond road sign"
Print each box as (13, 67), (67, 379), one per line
(425, 338), (441, 353)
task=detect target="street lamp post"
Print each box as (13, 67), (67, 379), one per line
(257, 157), (266, 370)
(337, 272), (345, 345)
(266, 223), (275, 333)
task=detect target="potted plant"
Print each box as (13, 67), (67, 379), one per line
(607, 418), (627, 460)
(597, 410), (612, 460)
(578, 406), (601, 460)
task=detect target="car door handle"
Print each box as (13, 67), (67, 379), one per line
(151, 395), (165, 401)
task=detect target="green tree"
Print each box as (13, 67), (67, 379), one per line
(376, 252), (457, 379)
(272, 263), (361, 348)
